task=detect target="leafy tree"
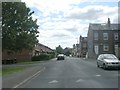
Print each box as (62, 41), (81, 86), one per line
(63, 47), (72, 56)
(2, 2), (39, 52)
(56, 45), (64, 54)
(0, 2), (1, 53)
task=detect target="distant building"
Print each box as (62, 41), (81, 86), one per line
(79, 35), (87, 58)
(72, 44), (79, 57)
(87, 18), (120, 59)
(33, 43), (54, 56)
(63, 47), (72, 56)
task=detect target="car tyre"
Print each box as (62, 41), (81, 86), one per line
(97, 62), (99, 67)
(103, 64), (107, 70)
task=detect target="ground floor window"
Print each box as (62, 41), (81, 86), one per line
(114, 44), (118, 57)
(103, 44), (109, 51)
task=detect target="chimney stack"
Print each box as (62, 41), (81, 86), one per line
(107, 18), (111, 29)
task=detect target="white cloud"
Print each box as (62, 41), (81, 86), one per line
(22, 0), (82, 14)
(21, 0), (118, 49)
(37, 29), (77, 49)
(66, 5), (118, 22)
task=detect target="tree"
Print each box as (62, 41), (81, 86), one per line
(63, 47), (72, 56)
(56, 45), (64, 54)
(2, 2), (39, 52)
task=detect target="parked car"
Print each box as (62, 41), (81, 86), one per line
(97, 54), (120, 69)
(57, 54), (65, 60)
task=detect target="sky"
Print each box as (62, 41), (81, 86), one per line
(21, 0), (119, 49)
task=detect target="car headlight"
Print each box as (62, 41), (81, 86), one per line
(106, 62), (111, 64)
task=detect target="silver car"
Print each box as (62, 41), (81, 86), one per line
(97, 54), (120, 69)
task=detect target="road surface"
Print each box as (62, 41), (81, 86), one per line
(15, 57), (119, 88)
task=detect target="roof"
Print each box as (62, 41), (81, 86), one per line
(37, 43), (54, 52)
(89, 23), (119, 30)
(82, 37), (87, 41)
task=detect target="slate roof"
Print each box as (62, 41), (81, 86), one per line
(39, 43), (54, 52)
(89, 23), (119, 30)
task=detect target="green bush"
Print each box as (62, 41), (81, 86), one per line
(32, 54), (55, 61)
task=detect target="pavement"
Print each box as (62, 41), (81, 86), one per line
(2, 57), (120, 88)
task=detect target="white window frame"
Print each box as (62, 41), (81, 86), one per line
(103, 45), (109, 51)
(103, 33), (108, 40)
(114, 33), (118, 40)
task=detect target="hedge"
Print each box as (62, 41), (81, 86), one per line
(32, 54), (55, 61)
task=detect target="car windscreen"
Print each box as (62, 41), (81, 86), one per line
(103, 54), (118, 60)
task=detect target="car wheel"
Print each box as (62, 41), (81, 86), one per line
(97, 62), (99, 67)
(103, 64), (107, 69)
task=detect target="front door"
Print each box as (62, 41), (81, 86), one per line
(94, 45), (99, 55)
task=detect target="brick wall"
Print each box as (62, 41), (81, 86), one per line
(2, 49), (32, 62)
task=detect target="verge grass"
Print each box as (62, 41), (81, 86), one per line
(2, 66), (31, 76)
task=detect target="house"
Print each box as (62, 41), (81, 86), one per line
(79, 35), (87, 58)
(87, 18), (120, 59)
(33, 43), (54, 56)
(63, 47), (72, 56)
(72, 44), (80, 57)
(2, 43), (54, 63)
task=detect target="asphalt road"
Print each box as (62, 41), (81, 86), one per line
(16, 57), (120, 88)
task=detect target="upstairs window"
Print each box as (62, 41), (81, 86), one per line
(114, 33), (118, 40)
(94, 32), (98, 40)
(103, 33), (108, 40)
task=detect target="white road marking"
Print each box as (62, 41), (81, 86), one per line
(95, 74), (101, 77)
(13, 67), (46, 88)
(48, 80), (58, 84)
(76, 79), (84, 83)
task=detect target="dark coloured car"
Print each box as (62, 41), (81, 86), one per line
(57, 54), (65, 60)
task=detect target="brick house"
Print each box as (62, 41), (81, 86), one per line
(87, 18), (120, 59)
(2, 43), (54, 62)
(79, 35), (87, 58)
(33, 43), (54, 56)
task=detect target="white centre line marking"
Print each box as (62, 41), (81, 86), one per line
(13, 67), (46, 88)
(76, 79), (84, 83)
(95, 74), (101, 77)
(48, 80), (58, 84)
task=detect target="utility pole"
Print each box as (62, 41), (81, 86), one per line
(76, 37), (79, 57)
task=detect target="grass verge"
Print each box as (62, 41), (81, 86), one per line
(0, 70), (1, 76)
(18, 61), (42, 64)
(2, 66), (31, 76)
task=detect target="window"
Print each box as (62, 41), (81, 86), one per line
(94, 32), (98, 40)
(114, 44), (118, 56)
(103, 45), (109, 51)
(98, 55), (102, 60)
(114, 33), (118, 40)
(115, 44), (118, 49)
(103, 33), (108, 40)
